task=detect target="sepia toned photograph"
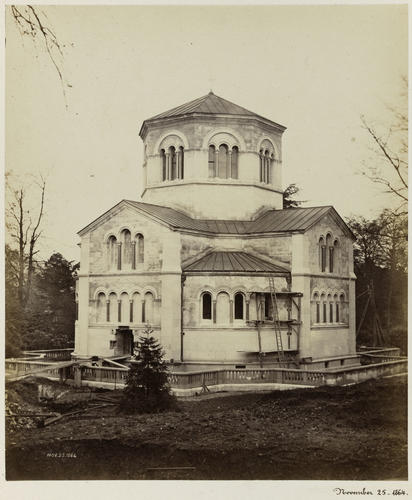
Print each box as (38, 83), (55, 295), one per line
(3, 1), (408, 494)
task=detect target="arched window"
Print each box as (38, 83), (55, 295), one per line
(259, 150), (272, 184)
(319, 237), (326, 272)
(108, 293), (117, 323)
(120, 229), (132, 270)
(234, 292), (244, 320)
(107, 236), (117, 270)
(334, 294), (339, 323)
(325, 234), (332, 272)
(218, 144), (229, 178)
(320, 293), (327, 323)
(332, 239), (339, 274)
(144, 292), (154, 324)
(340, 293), (346, 324)
(135, 233), (144, 266)
(259, 140), (275, 184)
(169, 146), (176, 180)
(312, 292), (320, 323)
(202, 292), (212, 320)
(179, 146), (184, 179)
(132, 292), (141, 323)
(216, 291), (230, 324)
(120, 292), (129, 323)
(208, 145), (216, 177)
(327, 294), (333, 323)
(97, 292), (106, 323)
(264, 150), (271, 184)
(231, 146), (239, 179)
(160, 149), (166, 181)
(259, 149), (264, 182)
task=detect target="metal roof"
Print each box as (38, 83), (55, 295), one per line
(147, 92), (261, 121)
(248, 206), (332, 233)
(183, 251), (290, 274)
(125, 201), (335, 235)
(79, 200), (350, 238)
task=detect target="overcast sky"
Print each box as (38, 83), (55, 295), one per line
(5, 4), (408, 262)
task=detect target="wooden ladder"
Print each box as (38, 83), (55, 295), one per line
(268, 276), (285, 363)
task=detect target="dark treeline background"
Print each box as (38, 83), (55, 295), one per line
(348, 211), (407, 354)
(6, 246), (78, 357)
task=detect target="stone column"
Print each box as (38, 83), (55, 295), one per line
(230, 299), (234, 323)
(246, 300), (250, 321)
(228, 151), (232, 179)
(215, 150), (219, 177)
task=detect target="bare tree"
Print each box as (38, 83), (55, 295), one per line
(361, 77), (408, 212)
(6, 174), (46, 308)
(9, 5), (70, 107)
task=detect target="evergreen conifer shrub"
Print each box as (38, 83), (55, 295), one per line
(120, 326), (176, 413)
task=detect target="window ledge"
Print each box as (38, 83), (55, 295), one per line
(311, 323), (349, 330)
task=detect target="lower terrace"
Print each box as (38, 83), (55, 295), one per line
(5, 347), (407, 397)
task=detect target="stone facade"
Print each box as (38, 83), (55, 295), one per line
(74, 93), (356, 363)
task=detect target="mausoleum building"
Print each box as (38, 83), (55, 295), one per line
(74, 92), (356, 365)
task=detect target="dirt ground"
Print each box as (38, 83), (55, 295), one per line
(5, 375), (407, 480)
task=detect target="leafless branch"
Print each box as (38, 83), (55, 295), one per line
(10, 5), (69, 108)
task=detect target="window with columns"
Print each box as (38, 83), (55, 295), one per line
(161, 145), (185, 181)
(311, 291), (348, 325)
(259, 149), (274, 184)
(319, 234), (339, 273)
(200, 290), (249, 323)
(107, 232), (144, 271)
(208, 143), (239, 179)
(95, 290), (159, 324)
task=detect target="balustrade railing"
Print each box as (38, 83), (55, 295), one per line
(23, 348), (74, 361)
(5, 357), (407, 390)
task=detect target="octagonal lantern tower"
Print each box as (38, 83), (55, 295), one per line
(139, 92), (286, 220)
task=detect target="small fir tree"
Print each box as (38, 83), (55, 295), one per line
(121, 326), (176, 413)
